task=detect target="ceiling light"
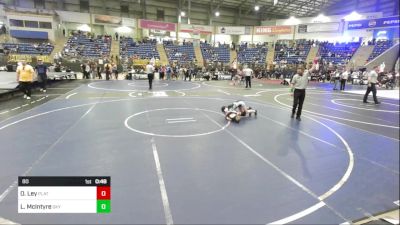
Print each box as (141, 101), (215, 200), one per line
(215, 11), (220, 17)
(285, 16), (300, 25)
(180, 11), (186, 17)
(254, 5), (260, 11)
(274, 0), (278, 5)
(344, 11), (362, 21)
(313, 13), (331, 23)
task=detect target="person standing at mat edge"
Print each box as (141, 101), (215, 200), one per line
(35, 59), (48, 93)
(104, 62), (111, 80)
(340, 68), (349, 91)
(16, 60), (35, 100)
(363, 65), (380, 104)
(146, 61), (155, 90)
(291, 66), (312, 121)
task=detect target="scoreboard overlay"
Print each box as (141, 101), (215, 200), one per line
(18, 176), (111, 213)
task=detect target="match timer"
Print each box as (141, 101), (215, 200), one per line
(18, 176), (111, 213)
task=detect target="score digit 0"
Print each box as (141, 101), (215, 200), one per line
(97, 186), (110, 200)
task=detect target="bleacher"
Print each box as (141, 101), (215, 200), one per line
(63, 34), (111, 58)
(237, 43), (267, 64)
(368, 40), (393, 61)
(1, 43), (53, 55)
(274, 40), (311, 64)
(120, 38), (159, 60)
(319, 41), (360, 65)
(163, 41), (195, 63)
(200, 43), (230, 63)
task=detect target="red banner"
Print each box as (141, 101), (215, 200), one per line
(254, 26), (292, 35)
(139, 19), (176, 31)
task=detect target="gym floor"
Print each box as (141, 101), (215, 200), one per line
(0, 79), (398, 224)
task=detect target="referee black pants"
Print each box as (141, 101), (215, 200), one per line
(245, 76), (251, 88)
(292, 89), (306, 117)
(340, 79), (346, 90)
(148, 73), (154, 90)
(363, 83), (378, 103)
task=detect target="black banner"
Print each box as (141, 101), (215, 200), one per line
(298, 25), (307, 33)
(18, 176), (111, 186)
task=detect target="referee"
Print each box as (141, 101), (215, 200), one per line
(146, 61), (155, 90)
(363, 65), (380, 104)
(291, 65), (312, 121)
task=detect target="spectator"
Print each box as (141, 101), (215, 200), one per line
(35, 59), (48, 93)
(0, 25), (6, 34)
(96, 63), (102, 79)
(112, 63), (118, 80)
(16, 60), (35, 100)
(104, 62), (112, 80)
(166, 65), (172, 80)
(333, 68), (341, 90)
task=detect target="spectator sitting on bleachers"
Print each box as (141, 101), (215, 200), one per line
(163, 40), (195, 63)
(274, 40), (311, 65)
(120, 37), (159, 61)
(367, 39), (393, 62)
(200, 42), (230, 63)
(63, 32), (111, 59)
(1, 42), (54, 55)
(238, 42), (267, 65)
(318, 41), (360, 66)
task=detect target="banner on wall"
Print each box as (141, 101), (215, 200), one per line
(217, 26), (247, 35)
(10, 30), (48, 39)
(93, 15), (122, 25)
(139, 19), (176, 31)
(122, 18), (136, 27)
(373, 28), (400, 39)
(254, 26), (292, 35)
(180, 24), (213, 34)
(347, 16), (399, 30)
(8, 55), (51, 63)
(297, 22), (341, 33)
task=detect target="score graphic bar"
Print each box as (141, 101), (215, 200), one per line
(18, 176), (111, 213)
